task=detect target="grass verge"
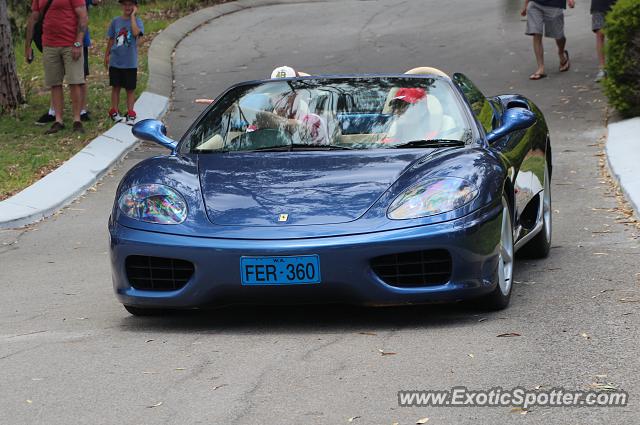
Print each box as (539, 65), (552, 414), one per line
(0, 0), (228, 201)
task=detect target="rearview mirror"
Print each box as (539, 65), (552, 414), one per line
(132, 119), (178, 151)
(486, 108), (536, 144)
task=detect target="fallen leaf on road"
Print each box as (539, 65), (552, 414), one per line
(590, 383), (617, 391)
(593, 252), (609, 256)
(359, 332), (377, 336)
(145, 339), (154, 343)
(468, 353), (475, 358)
(580, 332), (591, 340)
(142, 371), (158, 375)
(75, 317), (88, 320)
(511, 407), (529, 415)
(497, 333), (521, 338)
(26, 400), (33, 404)
(619, 298), (640, 303)
(348, 416), (361, 422)
(175, 368), (186, 371)
(213, 384), (227, 391)
(478, 318), (487, 322)
(534, 385), (543, 390)
(416, 417), (429, 424)
(147, 402), (163, 408)
(378, 349), (396, 356)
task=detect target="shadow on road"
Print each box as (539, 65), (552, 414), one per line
(116, 258), (544, 334)
(117, 300), (514, 335)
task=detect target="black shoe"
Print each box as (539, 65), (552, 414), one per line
(72, 121), (85, 133)
(44, 121), (65, 135)
(36, 112), (56, 125)
(80, 111), (91, 122)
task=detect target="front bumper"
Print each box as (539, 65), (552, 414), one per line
(109, 204), (503, 308)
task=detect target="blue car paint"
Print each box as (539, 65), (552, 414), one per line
(111, 74), (550, 309)
(112, 147), (505, 240)
(110, 201), (503, 308)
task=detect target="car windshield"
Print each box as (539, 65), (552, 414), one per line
(182, 77), (472, 153)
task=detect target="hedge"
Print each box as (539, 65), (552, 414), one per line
(603, 0), (640, 117)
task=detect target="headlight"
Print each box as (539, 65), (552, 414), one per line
(388, 178), (478, 220)
(118, 184), (188, 224)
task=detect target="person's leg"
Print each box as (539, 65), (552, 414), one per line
(544, 6), (569, 71)
(80, 84), (88, 112)
(69, 84), (83, 123)
(555, 36), (569, 71)
(532, 34), (545, 76)
(50, 85), (64, 123)
(81, 45), (90, 117)
(43, 47), (65, 124)
(61, 46), (85, 123)
(596, 30), (606, 69)
(525, 2), (546, 78)
(126, 90), (135, 113)
(111, 86), (121, 112)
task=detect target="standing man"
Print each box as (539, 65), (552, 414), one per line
(34, 0), (99, 126)
(591, 0), (617, 82)
(25, 0), (88, 134)
(521, 0), (576, 80)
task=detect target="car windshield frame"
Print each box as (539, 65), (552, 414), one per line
(178, 75), (477, 154)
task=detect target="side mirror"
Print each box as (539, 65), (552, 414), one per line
(132, 119), (178, 151)
(486, 107), (536, 144)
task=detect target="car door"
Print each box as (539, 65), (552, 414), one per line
(452, 73), (534, 238)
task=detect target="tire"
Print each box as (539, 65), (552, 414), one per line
(475, 196), (514, 311)
(123, 305), (167, 317)
(519, 161), (552, 258)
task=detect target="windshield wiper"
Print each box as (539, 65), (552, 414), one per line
(251, 143), (352, 152)
(390, 139), (465, 149)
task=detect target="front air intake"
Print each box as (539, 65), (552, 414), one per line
(371, 249), (452, 287)
(125, 255), (194, 291)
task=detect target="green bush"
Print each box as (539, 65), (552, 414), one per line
(604, 0), (640, 117)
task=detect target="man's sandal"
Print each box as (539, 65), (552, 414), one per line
(559, 50), (570, 72)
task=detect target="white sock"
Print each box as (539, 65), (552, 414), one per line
(48, 108), (55, 115)
(80, 109), (87, 115)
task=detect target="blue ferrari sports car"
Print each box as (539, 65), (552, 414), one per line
(109, 70), (552, 316)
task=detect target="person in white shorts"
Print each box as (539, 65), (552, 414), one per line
(521, 0), (575, 80)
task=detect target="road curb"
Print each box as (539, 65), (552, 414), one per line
(605, 117), (640, 217)
(0, 0), (321, 229)
(0, 92), (169, 229)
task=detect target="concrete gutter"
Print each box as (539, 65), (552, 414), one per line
(606, 117), (640, 216)
(0, 0), (320, 229)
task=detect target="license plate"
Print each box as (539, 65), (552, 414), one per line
(240, 255), (321, 285)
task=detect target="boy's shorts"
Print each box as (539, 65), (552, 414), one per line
(43, 46), (85, 87)
(592, 11), (606, 32)
(109, 67), (137, 90)
(525, 1), (565, 39)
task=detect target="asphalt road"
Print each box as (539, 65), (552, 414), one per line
(2, 1), (639, 424)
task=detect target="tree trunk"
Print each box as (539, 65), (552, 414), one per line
(0, 0), (24, 111)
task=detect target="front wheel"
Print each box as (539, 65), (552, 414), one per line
(519, 161), (552, 258)
(475, 196), (514, 311)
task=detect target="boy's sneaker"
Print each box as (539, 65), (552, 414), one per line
(125, 111), (137, 126)
(594, 69), (607, 82)
(80, 111), (91, 122)
(109, 108), (123, 123)
(36, 112), (56, 125)
(44, 121), (65, 135)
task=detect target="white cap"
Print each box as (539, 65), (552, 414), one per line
(270, 66), (297, 79)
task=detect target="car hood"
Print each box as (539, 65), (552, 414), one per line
(198, 150), (433, 226)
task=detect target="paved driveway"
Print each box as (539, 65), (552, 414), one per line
(1, 1), (638, 423)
